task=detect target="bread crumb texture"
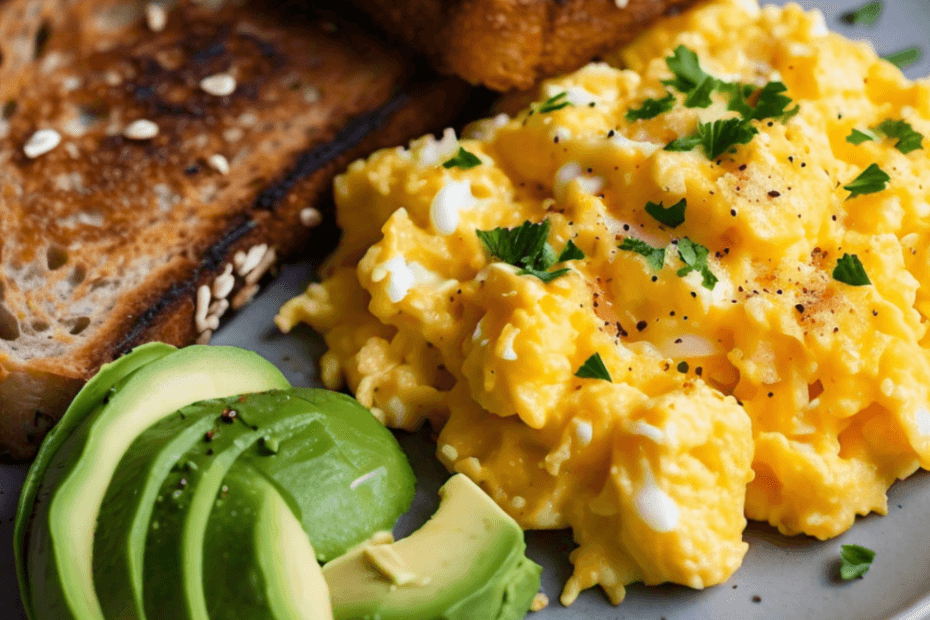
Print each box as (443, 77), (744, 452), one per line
(278, 0), (930, 605)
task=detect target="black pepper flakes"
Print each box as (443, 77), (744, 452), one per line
(795, 304), (805, 313)
(636, 320), (648, 332)
(204, 430), (215, 442)
(221, 408), (237, 423)
(768, 190), (781, 198)
(677, 361), (689, 373)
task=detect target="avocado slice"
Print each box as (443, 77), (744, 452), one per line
(15, 342), (176, 614)
(93, 406), (219, 620)
(23, 346), (290, 620)
(323, 474), (542, 620)
(238, 388), (416, 561)
(204, 462), (333, 620)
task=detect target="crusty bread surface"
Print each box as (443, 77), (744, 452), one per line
(0, 0), (469, 460)
(349, 0), (698, 91)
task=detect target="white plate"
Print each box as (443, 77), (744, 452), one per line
(3, 2), (930, 618)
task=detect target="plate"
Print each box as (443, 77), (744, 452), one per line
(3, 1), (930, 618)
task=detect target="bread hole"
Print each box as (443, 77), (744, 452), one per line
(68, 264), (86, 286)
(33, 21), (51, 59)
(0, 304), (20, 340)
(2, 99), (16, 120)
(46, 246), (69, 270)
(32, 320), (49, 332)
(69, 316), (91, 335)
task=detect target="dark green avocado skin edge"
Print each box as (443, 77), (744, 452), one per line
(14, 342), (177, 620)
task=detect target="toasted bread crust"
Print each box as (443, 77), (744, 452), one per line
(0, 0), (469, 459)
(350, 0), (697, 91)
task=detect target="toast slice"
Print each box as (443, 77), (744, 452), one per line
(349, 0), (698, 91)
(0, 0), (470, 460)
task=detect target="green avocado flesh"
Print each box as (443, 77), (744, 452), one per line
(323, 474), (542, 620)
(204, 462), (333, 620)
(21, 346), (290, 620)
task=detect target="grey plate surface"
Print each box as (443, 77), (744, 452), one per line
(3, 1), (930, 618)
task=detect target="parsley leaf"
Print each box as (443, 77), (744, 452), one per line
(750, 82), (799, 122)
(874, 119), (924, 154)
(699, 118), (758, 159)
(664, 134), (702, 152)
(663, 45), (713, 94)
(839, 544), (876, 580)
(522, 267), (571, 283)
(477, 220), (552, 271)
(626, 91), (676, 121)
(676, 237), (718, 289)
(684, 77), (717, 109)
(619, 238), (666, 271)
(832, 253), (871, 286)
(538, 92), (573, 114)
(843, 163), (890, 199)
(847, 128), (877, 145)
(477, 220), (581, 283)
(722, 82), (758, 118)
(841, 1), (882, 26)
(442, 147), (482, 169)
(645, 198), (687, 228)
(558, 239), (585, 262)
(882, 46), (922, 69)
(575, 352), (612, 382)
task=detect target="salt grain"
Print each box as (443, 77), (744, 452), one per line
(23, 129), (62, 158)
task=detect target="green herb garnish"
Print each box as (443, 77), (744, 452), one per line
(832, 253), (871, 286)
(839, 544), (875, 580)
(663, 45), (713, 94)
(575, 353), (612, 382)
(538, 92), (573, 114)
(749, 82), (800, 122)
(847, 128), (877, 145)
(882, 46), (922, 69)
(699, 118), (758, 159)
(676, 237), (718, 289)
(874, 119), (924, 154)
(684, 77), (717, 109)
(645, 198), (687, 228)
(626, 92), (676, 121)
(843, 163), (890, 199)
(476, 220), (580, 283)
(557, 239), (585, 262)
(442, 147), (482, 169)
(841, 1), (883, 26)
(664, 134), (703, 152)
(619, 238), (666, 271)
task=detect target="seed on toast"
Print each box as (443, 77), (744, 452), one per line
(0, 0), (470, 459)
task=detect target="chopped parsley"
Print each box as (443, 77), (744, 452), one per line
(676, 237), (718, 289)
(619, 238), (666, 271)
(645, 198), (687, 228)
(664, 134), (702, 152)
(442, 147), (482, 169)
(882, 46), (922, 69)
(684, 77), (717, 109)
(663, 45), (713, 94)
(575, 353), (612, 382)
(874, 119), (924, 154)
(843, 163), (890, 199)
(846, 128), (877, 145)
(538, 92), (573, 114)
(557, 239), (585, 262)
(748, 82), (799, 122)
(841, 1), (882, 26)
(700, 118), (759, 159)
(839, 544), (875, 580)
(833, 253), (871, 286)
(626, 91), (676, 121)
(476, 220), (579, 283)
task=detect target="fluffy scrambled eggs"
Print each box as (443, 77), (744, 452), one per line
(277, 0), (930, 605)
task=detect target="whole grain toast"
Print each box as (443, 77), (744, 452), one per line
(349, 0), (698, 91)
(0, 0), (470, 460)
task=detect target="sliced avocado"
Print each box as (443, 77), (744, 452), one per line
(24, 346), (289, 620)
(204, 462), (333, 620)
(15, 342), (176, 613)
(323, 474), (542, 620)
(142, 390), (330, 620)
(238, 388), (415, 561)
(93, 406), (218, 620)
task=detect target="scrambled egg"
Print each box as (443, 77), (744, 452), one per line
(277, 0), (930, 605)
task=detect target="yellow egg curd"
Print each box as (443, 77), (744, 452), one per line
(277, 0), (930, 605)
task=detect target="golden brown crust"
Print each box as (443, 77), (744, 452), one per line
(350, 0), (698, 91)
(0, 0), (470, 460)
